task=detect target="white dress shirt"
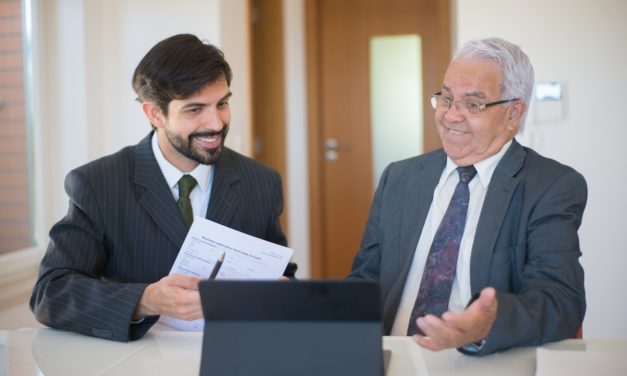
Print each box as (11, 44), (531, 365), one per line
(151, 132), (213, 222)
(390, 141), (512, 335)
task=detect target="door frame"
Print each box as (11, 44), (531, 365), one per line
(305, 0), (452, 277)
(250, 0), (288, 233)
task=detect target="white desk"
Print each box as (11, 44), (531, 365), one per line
(1, 328), (626, 375)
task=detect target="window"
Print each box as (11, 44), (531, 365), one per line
(369, 35), (423, 189)
(0, 0), (39, 311)
(0, 0), (32, 256)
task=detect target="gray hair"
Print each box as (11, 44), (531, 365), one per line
(453, 37), (534, 128)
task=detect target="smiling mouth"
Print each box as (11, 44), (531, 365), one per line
(444, 126), (469, 135)
(196, 135), (220, 143)
(190, 128), (228, 148)
(193, 135), (222, 150)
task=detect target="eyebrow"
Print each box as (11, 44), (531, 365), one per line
(180, 92), (233, 110)
(220, 92), (233, 102)
(441, 85), (487, 99)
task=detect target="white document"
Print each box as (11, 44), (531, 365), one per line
(160, 216), (293, 331)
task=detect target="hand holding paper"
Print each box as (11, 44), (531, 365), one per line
(135, 274), (202, 321)
(160, 216), (294, 330)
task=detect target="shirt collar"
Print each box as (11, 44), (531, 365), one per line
(151, 132), (213, 193)
(443, 140), (513, 189)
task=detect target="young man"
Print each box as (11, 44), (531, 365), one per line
(30, 34), (294, 341)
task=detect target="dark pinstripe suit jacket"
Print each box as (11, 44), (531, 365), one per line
(30, 132), (289, 341)
(349, 139), (587, 355)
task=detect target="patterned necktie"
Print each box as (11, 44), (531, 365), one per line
(177, 175), (197, 229)
(407, 165), (477, 336)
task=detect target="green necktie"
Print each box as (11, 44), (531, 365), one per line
(177, 175), (197, 229)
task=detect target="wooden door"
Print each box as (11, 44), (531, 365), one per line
(250, 0), (288, 233)
(307, 0), (450, 277)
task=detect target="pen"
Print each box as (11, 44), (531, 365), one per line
(209, 252), (225, 280)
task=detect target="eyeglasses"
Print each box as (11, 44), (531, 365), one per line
(430, 92), (520, 115)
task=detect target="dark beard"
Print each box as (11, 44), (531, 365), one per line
(165, 125), (229, 165)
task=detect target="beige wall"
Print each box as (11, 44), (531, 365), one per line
(455, 0), (627, 339)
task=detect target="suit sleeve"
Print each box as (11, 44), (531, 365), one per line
(29, 169), (156, 342)
(480, 169), (587, 355)
(264, 171), (298, 278)
(265, 170), (288, 247)
(347, 165), (390, 281)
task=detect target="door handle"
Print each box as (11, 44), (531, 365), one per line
(324, 138), (350, 161)
(324, 138), (339, 151)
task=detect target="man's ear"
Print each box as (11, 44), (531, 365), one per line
(141, 101), (166, 129)
(506, 101), (526, 131)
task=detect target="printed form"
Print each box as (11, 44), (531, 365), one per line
(160, 216), (293, 331)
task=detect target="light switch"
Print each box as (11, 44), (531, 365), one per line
(533, 82), (565, 122)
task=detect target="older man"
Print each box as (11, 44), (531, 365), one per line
(349, 37), (586, 355)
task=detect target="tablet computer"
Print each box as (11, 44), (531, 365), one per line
(198, 280), (385, 376)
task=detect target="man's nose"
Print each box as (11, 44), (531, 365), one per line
(202, 109), (223, 130)
(443, 101), (465, 121)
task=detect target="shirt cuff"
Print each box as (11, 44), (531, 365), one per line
(458, 337), (487, 355)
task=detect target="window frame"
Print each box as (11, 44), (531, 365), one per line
(0, 0), (45, 310)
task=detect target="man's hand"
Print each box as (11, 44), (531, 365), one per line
(133, 274), (202, 321)
(412, 287), (498, 351)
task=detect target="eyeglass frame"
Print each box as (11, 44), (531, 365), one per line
(430, 91), (520, 115)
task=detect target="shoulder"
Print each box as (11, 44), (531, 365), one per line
(502, 144), (588, 208)
(70, 134), (152, 180)
(219, 147), (281, 181)
(518, 145), (586, 187)
(65, 140), (147, 197)
(384, 148), (445, 177)
(72, 144), (136, 179)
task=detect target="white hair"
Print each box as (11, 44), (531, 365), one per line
(454, 37), (534, 129)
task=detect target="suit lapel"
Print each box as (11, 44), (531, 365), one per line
(383, 152), (446, 325)
(398, 152), (446, 276)
(470, 139), (526, 291)
(134, 133), (188, 248)
(206, 148), (241, 225)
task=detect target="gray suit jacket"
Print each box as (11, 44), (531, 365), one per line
(30, 132), (288, 341)
(349, 139), (587, 355)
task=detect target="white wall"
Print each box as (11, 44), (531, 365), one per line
(283, 0), (310, 277)
(455, 0), (627, 339)
(82, 0), (222, 159)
